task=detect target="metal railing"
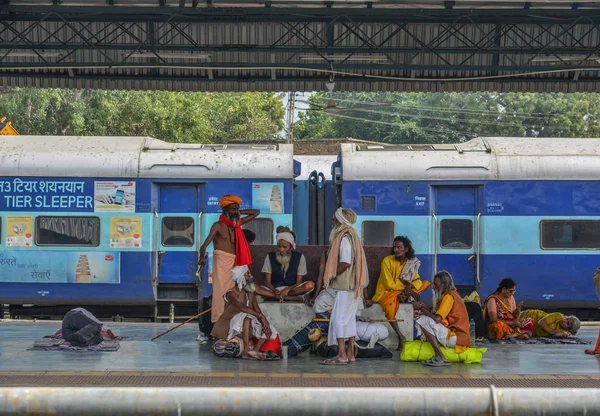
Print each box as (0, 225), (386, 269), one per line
(2, 387), (600, 415)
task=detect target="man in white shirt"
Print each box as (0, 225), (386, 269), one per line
(321, 208), (368, 365)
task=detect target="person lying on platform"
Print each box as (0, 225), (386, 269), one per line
(254, 226), (315, 302)
(370, 235), (430, 350)
(484, 278), (534, 340)
(519, 309), (581, 338)
(211, 265), (279, 360)
(62, 308), (110, 347)
(412, 271), (470, 367)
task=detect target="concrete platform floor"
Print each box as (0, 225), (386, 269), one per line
(1, 321), (600, 387)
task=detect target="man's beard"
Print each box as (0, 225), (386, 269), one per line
(329, 223), (346, 243)
(243, 282), (256, 293)
(276, 252), (291, 273)
(226, 212), (240, 225)
(432, 289), (443, 311)
(395, 255), (405, 261)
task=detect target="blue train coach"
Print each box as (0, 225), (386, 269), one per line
(0, 136), (296, 318)
(337, 137), (600, 309)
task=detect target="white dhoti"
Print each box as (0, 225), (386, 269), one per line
(227, 312), (278, 340)
(415, 315), (457, 348)
(356, 322), (389, 349)
(327, 289), (360, 346)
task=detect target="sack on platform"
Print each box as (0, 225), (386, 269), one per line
(400, 340), (487, 364)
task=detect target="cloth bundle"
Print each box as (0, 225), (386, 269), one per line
(213, 337), (244, 358)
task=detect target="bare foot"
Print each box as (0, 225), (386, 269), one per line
(396, 341), (404, 351)
(335, 355), (350, 364)
(244, 350), (266, 360)
(346, 349), (356, 362)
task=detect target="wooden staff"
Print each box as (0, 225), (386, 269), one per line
(312, 318), (404, 323)
(152, 308), (212, 341)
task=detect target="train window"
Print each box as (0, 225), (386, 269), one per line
(440, 219), (473, 249)
(362, 196), (376, 211)
(540, 220), (600, 249)
(36, 216), (100, 246)
(162, 217), (194, 247)
(243, 219), (274, 245)
(362, 221), (395, 246)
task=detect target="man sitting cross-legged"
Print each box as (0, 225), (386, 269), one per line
(255, 226), (315, 302)
(211, 265), (278, 360)
(412, 271), (470, 367)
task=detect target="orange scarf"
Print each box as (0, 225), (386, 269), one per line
(323, 228), (367, 299)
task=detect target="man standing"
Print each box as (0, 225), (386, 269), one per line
(321, 207), (368, 366)
(371, 236), (429, 350)
(211, 266), (278, 361)
(255, 226), (315, 302)
(412, 271), (470, 367)
(199, 195), (259, 324)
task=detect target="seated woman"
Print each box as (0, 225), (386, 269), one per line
(519, 309), (581, 338)
(484, 278), (534, 340)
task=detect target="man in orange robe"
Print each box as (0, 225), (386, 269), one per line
(413, 271), (470, 367)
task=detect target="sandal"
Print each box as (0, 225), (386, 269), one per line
(322, 357), (349, 366)
(422, 357), (450, 367)
(265, 351), (280, 361)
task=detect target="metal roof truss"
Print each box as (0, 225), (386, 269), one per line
(0, 2), (599, 91)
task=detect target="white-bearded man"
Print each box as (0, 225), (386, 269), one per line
(255, 226), (315, 302)
(321, 208), (369, 366)
(211, 266), (278, 361)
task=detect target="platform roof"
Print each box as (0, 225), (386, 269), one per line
(1, 1), (600, 92)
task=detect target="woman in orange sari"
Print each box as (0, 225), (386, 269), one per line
(484, 278), (534, 340)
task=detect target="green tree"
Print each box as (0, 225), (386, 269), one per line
(0, 88), (285, 143)
(295, 92), (600, 143)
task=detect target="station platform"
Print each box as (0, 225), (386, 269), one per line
(2, 321), (600, 388)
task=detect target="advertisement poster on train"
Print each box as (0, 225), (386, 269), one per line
(0, 251), (120, 283)
(5, 216), (33, 247)
(252, 182), (284, 214)
(94, 181), (136, 212)
(109, 217), (143, 249)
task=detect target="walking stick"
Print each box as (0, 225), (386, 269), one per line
(312, 318), (404, 323)
(152, 261), (211, 341)
(152, 308), (212, 341)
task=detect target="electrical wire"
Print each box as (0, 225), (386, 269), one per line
(329, 97), (584, 119)
(297, 99), (594, 130)
(320, 111), (480, 136)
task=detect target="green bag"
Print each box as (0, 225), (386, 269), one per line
(400, 340), (487, 364)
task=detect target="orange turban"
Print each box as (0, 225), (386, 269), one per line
(219, 195), (242, 208)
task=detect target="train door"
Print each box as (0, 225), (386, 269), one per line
(432, 186), (482, 290)
(155, 184), (204, 319)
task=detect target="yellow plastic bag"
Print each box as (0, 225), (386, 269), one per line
(400, 340), (487, 364)
(463, 290), (481, 307)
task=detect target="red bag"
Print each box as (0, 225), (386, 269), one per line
(254, 335), (281, 356)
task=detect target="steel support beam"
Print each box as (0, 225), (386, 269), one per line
(2, 6), (600, 24)
(0, 5), (599, 91)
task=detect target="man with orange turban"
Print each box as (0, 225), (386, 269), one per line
(199, 195), (260, 325)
